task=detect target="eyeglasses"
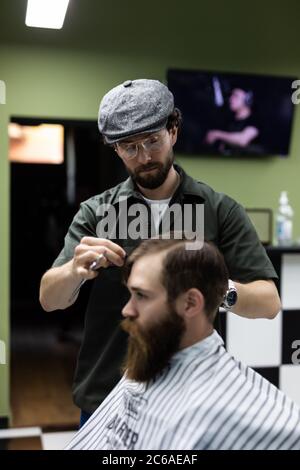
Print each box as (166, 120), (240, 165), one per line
(116, 129), (168, 160)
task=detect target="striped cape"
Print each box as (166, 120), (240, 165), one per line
(66, 331), (300, 450)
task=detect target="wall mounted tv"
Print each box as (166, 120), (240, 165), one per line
(167, 69), (296, 157)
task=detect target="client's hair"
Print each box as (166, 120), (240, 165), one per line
(123, 238), (228, 322)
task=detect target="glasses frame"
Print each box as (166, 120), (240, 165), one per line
(115, 128), (169, 160)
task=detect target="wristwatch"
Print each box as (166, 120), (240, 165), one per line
(221, 279), (238, 310)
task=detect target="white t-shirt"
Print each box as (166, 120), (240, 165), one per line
(66, 331), (300, 450)
(142, 196), (171, 234)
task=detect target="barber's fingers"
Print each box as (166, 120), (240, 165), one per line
(74, 251), (105, 279)
(74, 243), (125, 269)
(102, 247), (127, 267)
(76, 267), (99, 281)
(80, 237), (126, 259)
(75, 244), (125, 267)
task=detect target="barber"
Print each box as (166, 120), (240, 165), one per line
(40, 79), (281, 426)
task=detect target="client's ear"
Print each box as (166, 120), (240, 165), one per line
(177, 288), (205, 319)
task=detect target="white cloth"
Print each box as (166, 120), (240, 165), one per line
(66, 331), (300, 450)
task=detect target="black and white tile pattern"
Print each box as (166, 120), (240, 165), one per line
(217, 248), (300, 405)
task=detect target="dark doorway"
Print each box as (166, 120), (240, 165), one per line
(9, 117), (127, 428)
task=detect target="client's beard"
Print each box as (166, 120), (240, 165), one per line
(126, 150), (174, 189)
(121, 306), (185, 383)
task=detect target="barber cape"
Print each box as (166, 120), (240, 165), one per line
(66, 331), (300, 450)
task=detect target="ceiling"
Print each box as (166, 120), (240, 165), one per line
(1, 0), (300, 59)
(1, 0), (203, 55)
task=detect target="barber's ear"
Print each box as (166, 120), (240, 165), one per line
(169, 127), (178, 146)
(178, 289), (205, 319)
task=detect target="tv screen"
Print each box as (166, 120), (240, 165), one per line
(167, 69), (296, 157)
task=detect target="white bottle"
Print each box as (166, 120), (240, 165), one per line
(276, 191), (293, 246)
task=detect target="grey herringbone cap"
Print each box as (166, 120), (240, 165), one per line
(98, 79), (174, 143)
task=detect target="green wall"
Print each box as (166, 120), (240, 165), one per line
(1, 23), (300, 418)
(0, 102), (9, 420)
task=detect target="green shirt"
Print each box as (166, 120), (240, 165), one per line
(52, 164), (277, 413)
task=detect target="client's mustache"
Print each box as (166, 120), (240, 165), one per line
(121, 318), (139, 336)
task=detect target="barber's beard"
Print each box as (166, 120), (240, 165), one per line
(121, 306), (185, 383)
(126, 150), (174, 189)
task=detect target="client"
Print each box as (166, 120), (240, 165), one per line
(67, 238), (300, 450)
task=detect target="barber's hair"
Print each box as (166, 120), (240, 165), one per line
(123, 238), (228, 322)
(166, 107), (182, 134)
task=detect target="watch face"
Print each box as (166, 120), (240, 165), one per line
(227, 289), (238, 307)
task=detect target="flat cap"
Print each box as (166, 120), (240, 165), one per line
(98, 79), (174, 143)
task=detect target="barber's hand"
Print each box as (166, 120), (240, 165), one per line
(71, 237), (126, 281)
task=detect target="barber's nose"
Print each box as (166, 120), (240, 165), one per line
(137, 147), (151, 164)
(122, 299), (138, 318)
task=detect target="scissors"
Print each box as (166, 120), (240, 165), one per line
(68, 252), (107, 303)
